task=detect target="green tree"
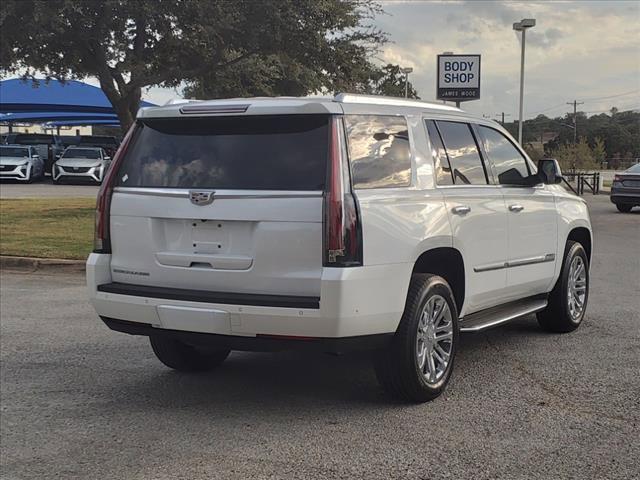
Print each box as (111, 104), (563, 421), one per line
(365, 64), (419, 98)
(550, 137), (599, 172)
(592, 137), (606, 166)
(1, 0), (387, 132)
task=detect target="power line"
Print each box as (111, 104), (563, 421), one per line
(530, 89), (640, 115)
(583, 104), (640, 114)
(530, 102), (567, 115)
(577, 89), (640, 103)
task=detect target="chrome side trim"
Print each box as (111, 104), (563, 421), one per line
(114, 187), (189, 198)
(474, 261), (507, 273)
(474, 254), (555, 273)
(113, 187), (323, 199)
(507, 253), (555, 268)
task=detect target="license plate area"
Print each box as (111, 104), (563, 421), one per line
(192, 219), (225, 254)
(156, 305), (231, 334)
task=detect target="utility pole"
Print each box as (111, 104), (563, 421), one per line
(496, 112), (511, 126)
(566, 100), (584, 143)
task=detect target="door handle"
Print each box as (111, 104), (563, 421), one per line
(509, 204), (524, 212)
(452, 205), (471, 215)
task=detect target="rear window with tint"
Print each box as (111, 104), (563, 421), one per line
(116, 115), (329, 190)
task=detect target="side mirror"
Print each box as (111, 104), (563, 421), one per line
(104, 156), (110, 161)
(537, 158), (563, 184)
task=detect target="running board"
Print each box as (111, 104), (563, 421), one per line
(459, 297), (548, 333)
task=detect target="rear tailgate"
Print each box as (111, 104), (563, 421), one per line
(108, 114), (329, 298)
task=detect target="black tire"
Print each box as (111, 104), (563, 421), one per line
(537, 241), (589, 333)
(374, 274), (459, 403)
(149, 336), (230, 372)
(615, 204), (632, 213)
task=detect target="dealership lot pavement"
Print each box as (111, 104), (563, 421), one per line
(1, 195), (638, 480)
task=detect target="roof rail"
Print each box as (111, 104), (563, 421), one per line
(333, 93), (462, 112)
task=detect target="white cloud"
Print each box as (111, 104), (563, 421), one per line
(376, 0), (640, 118)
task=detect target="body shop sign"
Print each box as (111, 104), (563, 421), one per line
(437, 54), (481, 102)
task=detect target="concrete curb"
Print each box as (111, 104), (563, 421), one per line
(0, 255), (86, 273)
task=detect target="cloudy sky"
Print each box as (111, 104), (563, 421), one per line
(370, 0), (640, 120)
(12, 0), (636, 121)
(142, 0), (639, 120)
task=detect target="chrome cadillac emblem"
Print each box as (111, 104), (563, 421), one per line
(189, 191), (215, 206)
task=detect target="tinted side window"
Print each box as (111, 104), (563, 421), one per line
(344, 115), (411, 189)
(425, 120), (453, 185)
(478, 126), (530, 185)
(436, 121), (487, 185)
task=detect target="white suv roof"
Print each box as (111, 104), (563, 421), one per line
(138, 93), (465, 119)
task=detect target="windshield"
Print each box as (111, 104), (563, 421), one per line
(13, 135), (54, 145)
(625, 163), (640, 173)
(0, 147), (29, 157)
(63, 148), (101, 159)
(116, 115), (329, 190)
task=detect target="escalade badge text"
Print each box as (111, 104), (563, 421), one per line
(189, 191), (215, 206)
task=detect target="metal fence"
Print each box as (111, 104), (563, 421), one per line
(563, 172), (600, 195)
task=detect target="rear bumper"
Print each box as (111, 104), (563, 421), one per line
(87, 253), (411, 343)
(102, 317), (392, 352)
(610, 193), (640, 206)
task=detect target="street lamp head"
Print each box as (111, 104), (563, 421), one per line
(513, 18), (536, 31)
(400, 67), (413, 74)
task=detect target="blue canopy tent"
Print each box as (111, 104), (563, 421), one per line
(0, 78), (154, 126)
(1, 112), (121, 123)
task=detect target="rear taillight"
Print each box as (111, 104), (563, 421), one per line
(613, 175), (622, 182)
(93, 124), (137, 253)
(323, 117), (362, 267)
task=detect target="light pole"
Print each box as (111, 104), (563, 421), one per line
(513, 18), (535, 145)
(401, 67), (413, 98)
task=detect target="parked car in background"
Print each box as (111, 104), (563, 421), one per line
(52, 147), (111, 184)
(74, 135), (120, 158)
(0, 145), (45, 182)
(610, 163), (640, 212)
(58, 135), (120, 158)
(87, 94), (592, 403)
(3, 133), (64, 174)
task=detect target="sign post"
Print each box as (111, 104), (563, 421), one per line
(437, 54), (481, 107)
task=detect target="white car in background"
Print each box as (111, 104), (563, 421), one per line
(53, 147), (111, 184)
(0, 145), (45, 182)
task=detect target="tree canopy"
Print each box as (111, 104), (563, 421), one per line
(504, 108), (640, 167)
(1, 0), (418, 132)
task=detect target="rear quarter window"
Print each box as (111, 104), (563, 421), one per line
(344, 115), (411, 189)
(116, 115), (329, 190)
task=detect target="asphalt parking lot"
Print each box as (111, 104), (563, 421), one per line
(0, 179), (99, 199)
(1, 195), (638, 480)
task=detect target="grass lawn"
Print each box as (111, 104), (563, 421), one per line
(0, 198), (95, 260)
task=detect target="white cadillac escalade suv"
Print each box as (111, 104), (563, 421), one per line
(87, 94), (592, 402)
